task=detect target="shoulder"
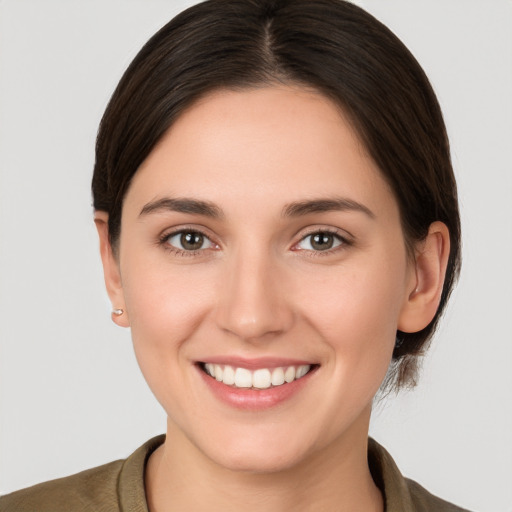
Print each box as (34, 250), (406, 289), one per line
(0, 459), (124, 512)
(405, 478), (472, 512)
(368, 437), (472, 512)
(0, 435), (165, 512)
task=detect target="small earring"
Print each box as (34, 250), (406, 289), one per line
(112, 308), (124, 316)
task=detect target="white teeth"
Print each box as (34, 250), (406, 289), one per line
(234, 368), (253, 388)
(253, 369), (272, 389)
(223, 365), (235, 385)
(271, 367), (285, 386)
(296, 364), (310, 379)
(284, 366), (295, 383)
(203, 363), (312, 389)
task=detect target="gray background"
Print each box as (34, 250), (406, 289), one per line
(1, 1), (511, 510)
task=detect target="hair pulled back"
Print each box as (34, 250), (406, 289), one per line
(92, 0), (461, 389)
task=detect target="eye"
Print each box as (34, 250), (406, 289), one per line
(295, 231), (345, 252)
(164, 230), (215, 252)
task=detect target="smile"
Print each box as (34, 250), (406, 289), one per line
(201, 363), (313, 389)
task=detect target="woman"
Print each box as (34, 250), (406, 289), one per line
(0, 0), (472, 510)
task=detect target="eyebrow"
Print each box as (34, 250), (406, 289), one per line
(138, 196), (375, 220)
(282, 197), (375, 219)
(139, 197), (223, 219)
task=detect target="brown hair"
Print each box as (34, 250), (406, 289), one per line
(92, 0), (461, 389)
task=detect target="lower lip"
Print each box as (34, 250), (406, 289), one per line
(197, 365), (316, 411)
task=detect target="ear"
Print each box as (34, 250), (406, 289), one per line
(94, 211), (130, 328)
(398, 221), (450, 333)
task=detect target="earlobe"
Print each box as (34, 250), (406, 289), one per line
(94, 212), (130, 328)
(398, 221), (450, 333)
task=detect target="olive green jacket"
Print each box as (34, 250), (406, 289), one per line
(0, 436), (471, 511)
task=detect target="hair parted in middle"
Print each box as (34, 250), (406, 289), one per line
(92, 0), (461, 390)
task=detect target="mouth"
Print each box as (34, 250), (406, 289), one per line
(199, 362), (318, 390)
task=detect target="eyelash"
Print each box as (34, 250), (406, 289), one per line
(292, 228), (353, 258)
(158, 227), (216, 257)
(158, 227), (352, 257)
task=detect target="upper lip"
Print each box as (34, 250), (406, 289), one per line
(197, 356), (317, 370)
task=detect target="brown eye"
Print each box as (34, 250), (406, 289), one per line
(165, 230), (214, 252)
(181, 232), (204, 250)
(311, 233), (334, 250)
(296, 231), (344, 252)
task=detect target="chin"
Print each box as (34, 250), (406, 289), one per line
(194, 425), (317, 474)
(209, 445), (306, 474)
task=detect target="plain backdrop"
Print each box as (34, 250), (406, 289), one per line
(1, 1), (511, 510)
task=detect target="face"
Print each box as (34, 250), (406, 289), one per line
(110, 86), (419, 472)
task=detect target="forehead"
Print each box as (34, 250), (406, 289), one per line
(126, 86), (397, 218)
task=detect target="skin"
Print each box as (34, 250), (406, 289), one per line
(96, 86), (450, 512)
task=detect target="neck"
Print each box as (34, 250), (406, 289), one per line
(146, 413), (383, 512)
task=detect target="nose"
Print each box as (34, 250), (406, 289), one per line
(214, 247), (294, 342)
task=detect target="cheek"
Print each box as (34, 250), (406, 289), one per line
(301, 266), (405, 336)
(120, 259), (219, 415)
(295, 253), (408, 374)
(120, 254), (216, 357)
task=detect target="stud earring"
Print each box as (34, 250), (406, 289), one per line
(112, 308), (124, 316)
